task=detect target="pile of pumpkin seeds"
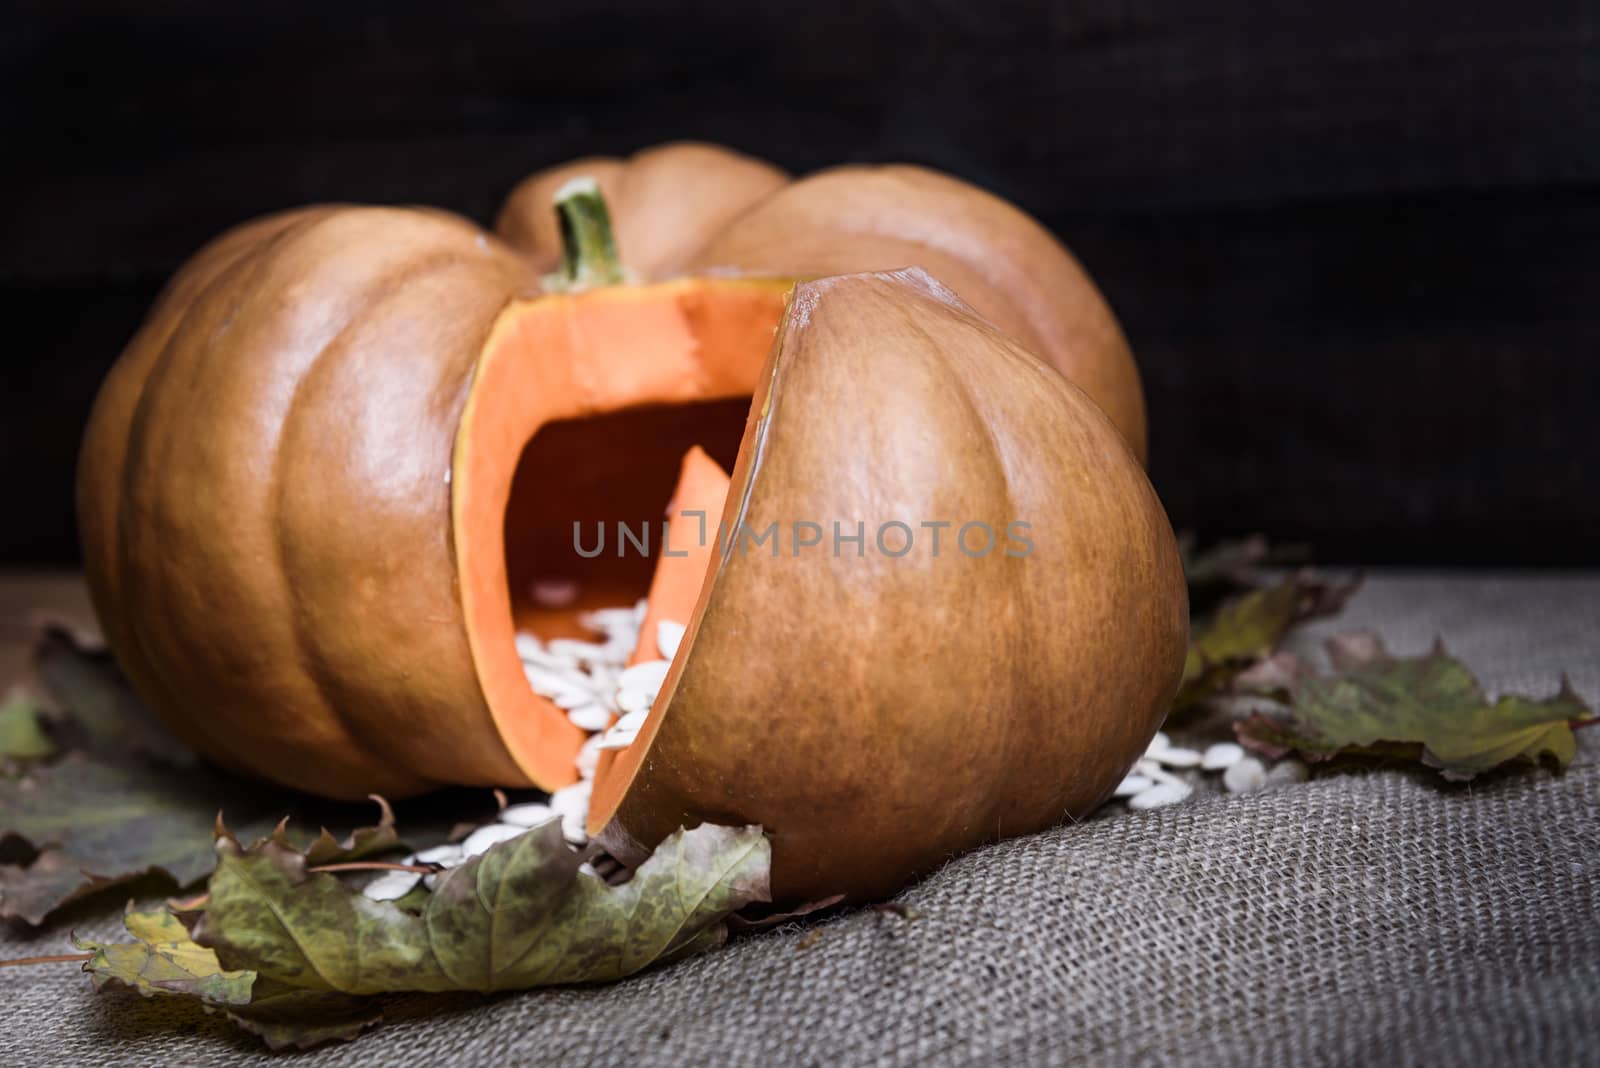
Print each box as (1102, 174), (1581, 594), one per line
(362, 591), (679, 901)
(1115, 732), (1308, 809)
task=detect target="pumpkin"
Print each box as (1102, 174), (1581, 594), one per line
(77, 142), (1185, 902)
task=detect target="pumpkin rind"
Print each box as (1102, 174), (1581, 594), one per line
(593, 269), (1185, 903)
(78, 207), (534, 796)
(685, 165), (1148, 461)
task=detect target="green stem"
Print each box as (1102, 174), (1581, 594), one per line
(551, 176), (624, 290)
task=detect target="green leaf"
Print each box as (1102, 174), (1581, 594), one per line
(220, 982), (384, 1050)
(76, 908), (255, 1004)
(30, 627), (190, 765)
(0, 757), (285, 924)
(1234, 632), (1596, 780)
(0, 625), (465, 925)
(1176, 572), (1360, 710)
(0, 691), (56, 763)
(196, 820), (770, 995)
(75, 907), (380, 1050)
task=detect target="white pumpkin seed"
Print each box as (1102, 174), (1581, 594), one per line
(1149, 745), (1202, 769)
(618, 659), (670, 695)
(551, 780), (592, 844)
(1266, 758), (1310, 785)
(552, 688), (597, 710)
(596, 730), (639, 751)
(523, 663), (591, 696)
(461, 823), (526, 857)
(1202, 742), (1246, 771)
(548, 639), (614, 663)
(1128, 781), (1191, 810)
(500, 803), (554, 827)
(566, 702), (613, 732)
(574, 734), (604, 779)
(413, 844), (464, 867)
(1113, 773), (1154, 798)
(1223, 756), (1268, 793)
(360, 869), (423, 901)
(656, 620), (687, 659)
(1145, 731), (1171, 757)
(615, 685), (654, 714)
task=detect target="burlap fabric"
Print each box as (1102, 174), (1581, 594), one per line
(3, 573), (1597, 1066)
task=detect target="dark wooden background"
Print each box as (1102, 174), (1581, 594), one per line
(5, 1), (1597, 564)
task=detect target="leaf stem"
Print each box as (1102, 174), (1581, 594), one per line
(0, 951), (94, 968)
(305, 861), (440, 875)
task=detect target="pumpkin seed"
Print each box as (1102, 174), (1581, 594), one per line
(656, 620), (687, 659)
(574, 734), (604, 779)
(500, 803), (554, 827)
(361, 868), (423, 901)
(1223, 756), (1268, 793)
(1127, 781), (1191, 810)
(1148, 745), (1202, 769)
(461, 822), (527, 857)
(615, 685), (654, 714)
(548, 638), (616, 663)
(550, 780), (593, 844)
(1113, 773), (1154, 797)
(566, 702), (613, 732)
(618, 660), (670, 694)
(1201, 742), (1245, 770)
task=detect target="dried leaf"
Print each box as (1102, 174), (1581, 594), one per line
(295, 795), (402, 867)
(30, 627), (189, 765)
(196, 820), (770, 995)
(0, 624), (466, 925)
(75, 908), (379, 1050)
(0, 691), (55, 763)
(218, 981), (384, 1050)
(1175, 572), (1361, 710)
(1235, 633), (1596, 780)
(0, 757), (285, 924)
(77, 908), (254, 1004)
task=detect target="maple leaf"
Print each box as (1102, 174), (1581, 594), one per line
(0, 626), (469, 925)
(1234, 632), (1596, 780)
(1175, 571), (1361, 710)
(0, 756), (288, 924)
(194, 819), (771, 995)
(77, 908), (254, 1004)
(74, 907), (380, 1050)
(0, 690), (55, 765)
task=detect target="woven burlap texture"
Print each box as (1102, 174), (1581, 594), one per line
(2, 573), (1597, 1066)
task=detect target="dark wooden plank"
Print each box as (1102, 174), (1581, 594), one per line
(5, 0), (1598, 280)
(4, 1), (1598, 564)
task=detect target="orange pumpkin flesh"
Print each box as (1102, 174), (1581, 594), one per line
(456, 279), (785, 790)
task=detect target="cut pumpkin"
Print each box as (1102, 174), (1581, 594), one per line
(78, 143), (1185, 902)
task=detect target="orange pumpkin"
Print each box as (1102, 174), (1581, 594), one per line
(78, 143), (1184, 901)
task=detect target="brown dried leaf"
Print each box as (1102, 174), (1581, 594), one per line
(1235, 633), (1595, 780)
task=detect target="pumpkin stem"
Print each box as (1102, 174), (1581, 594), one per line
(550, 176), (624, 291)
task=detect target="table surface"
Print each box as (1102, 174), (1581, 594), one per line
(2, 570), (1597, 1067)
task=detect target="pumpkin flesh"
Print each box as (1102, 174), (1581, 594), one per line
(454, 278), (786, 789)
